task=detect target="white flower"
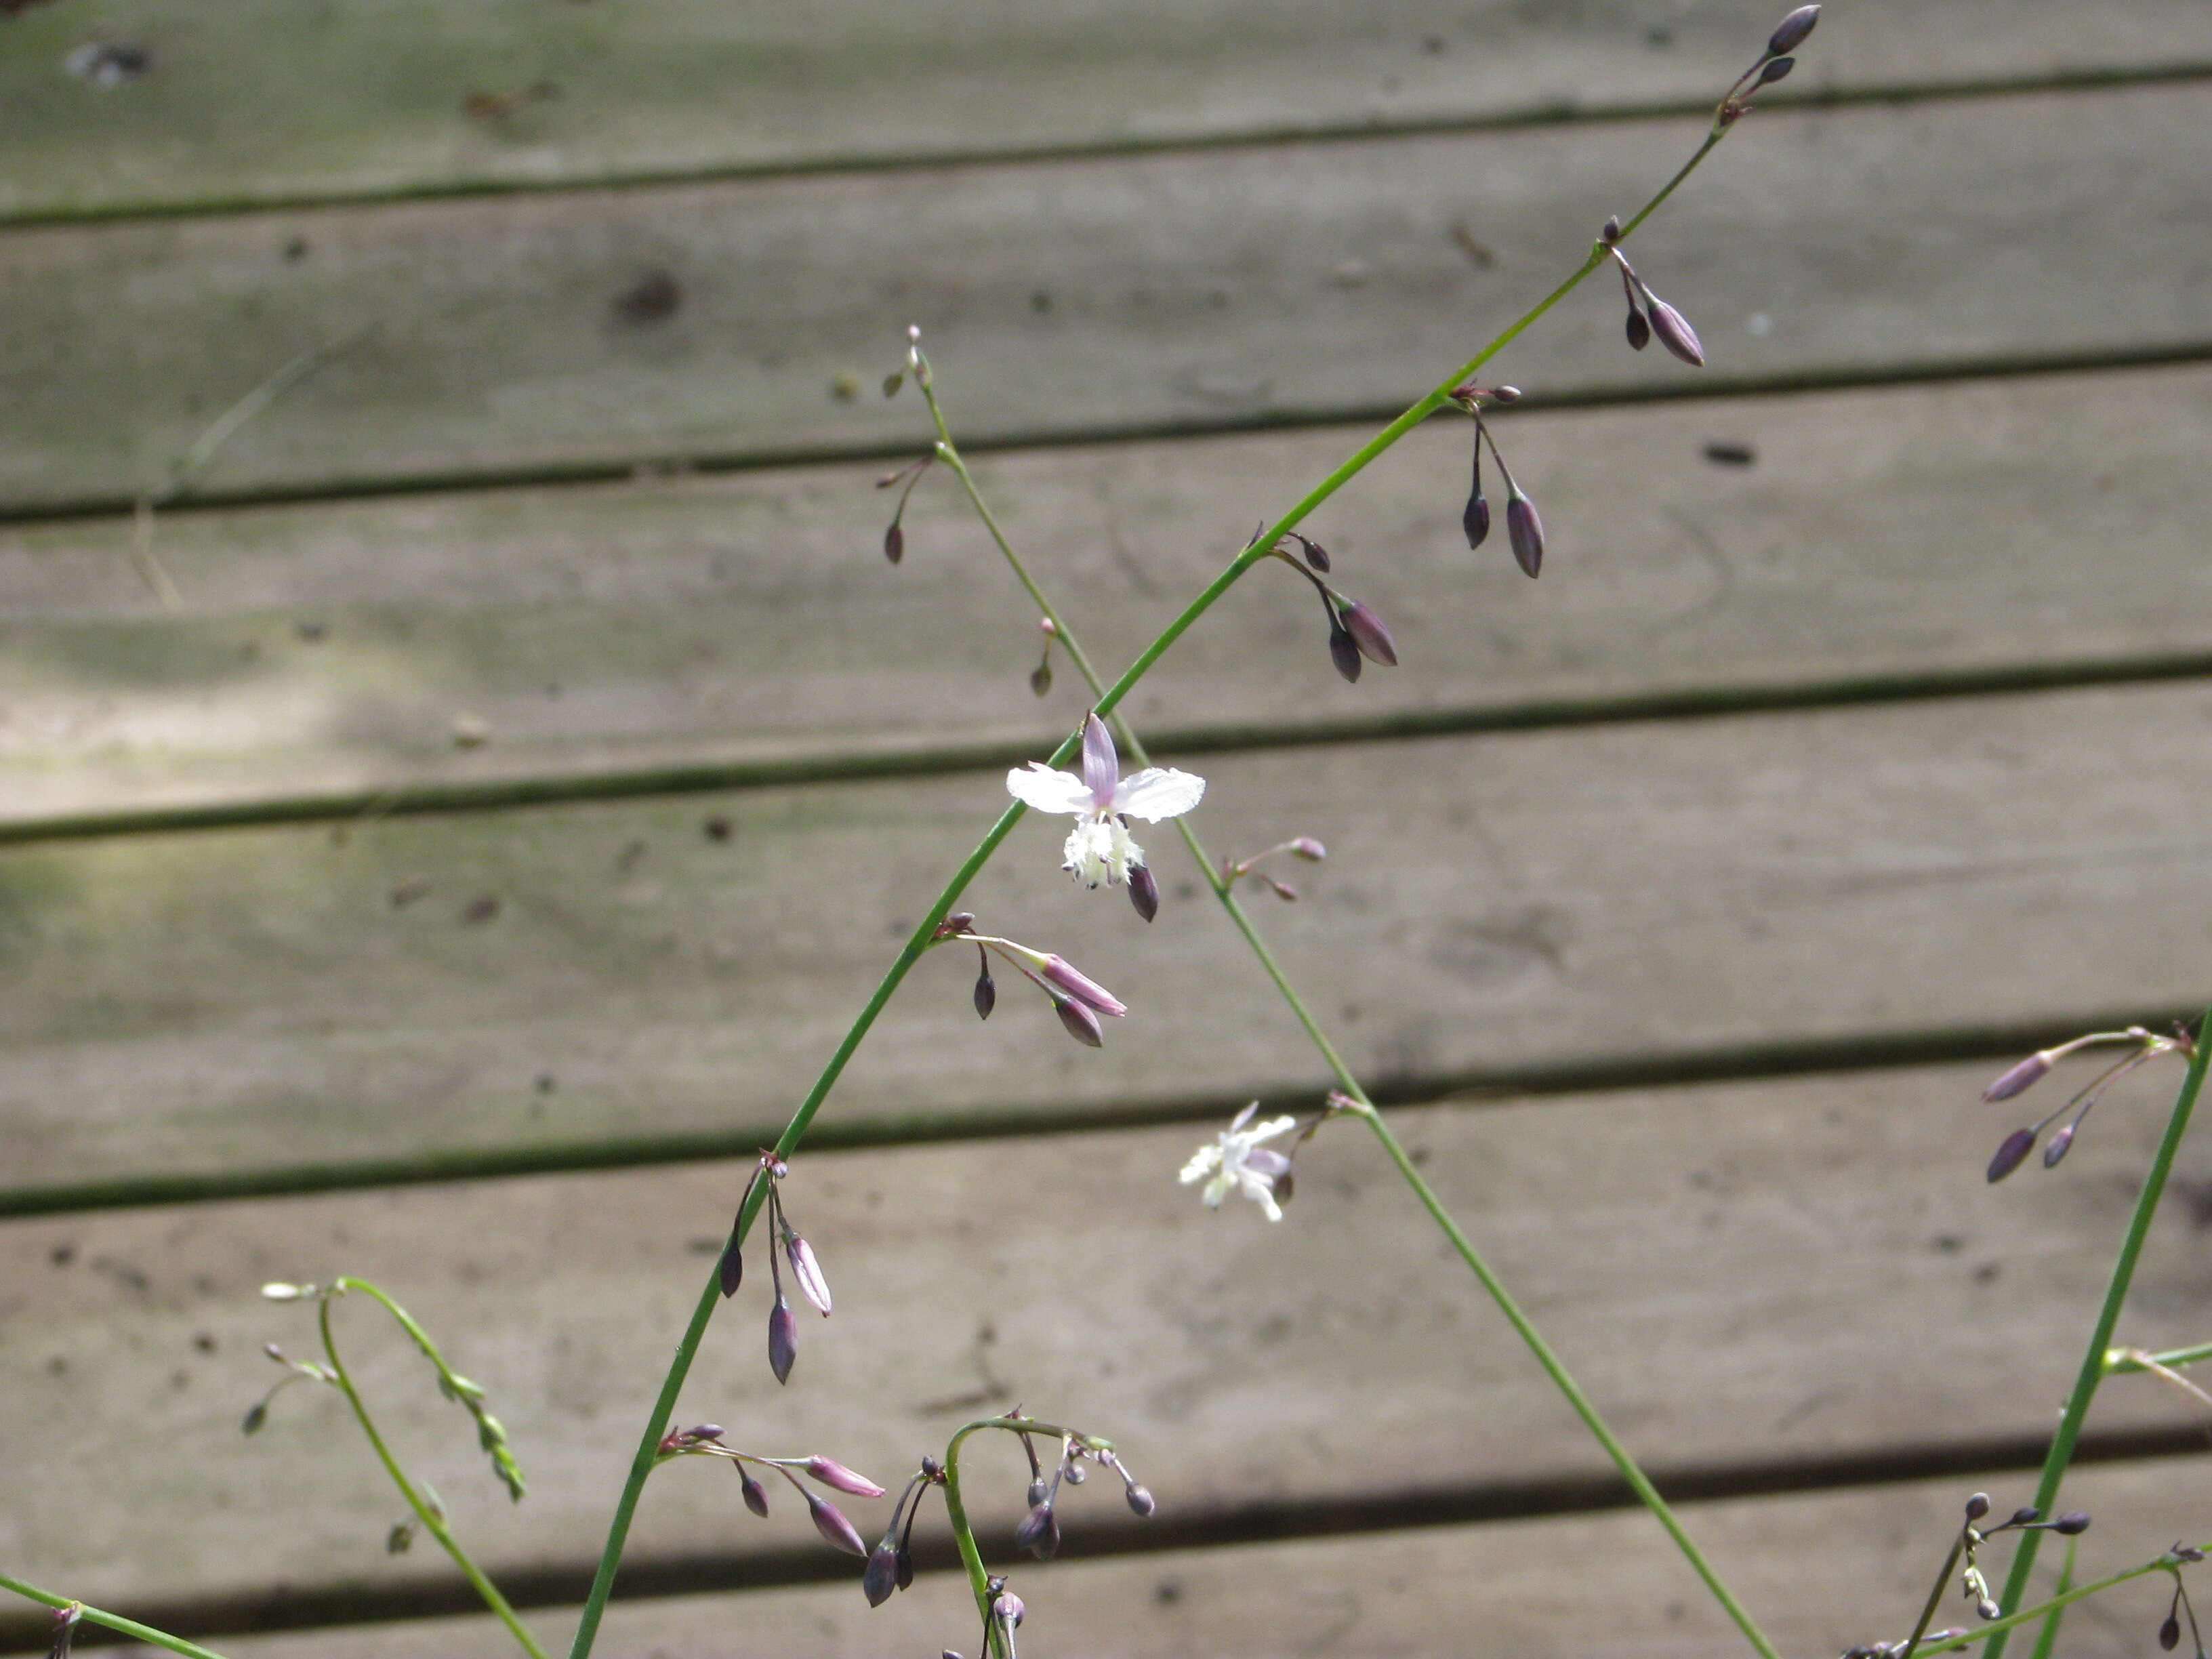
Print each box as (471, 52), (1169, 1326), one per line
(1180, 1103), (1298, 1222)
(1006, 713), (1206, 888)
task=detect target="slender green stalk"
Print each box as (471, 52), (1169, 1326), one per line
(0, 1577), (234, 1659)
(936, 1415), (1096, 1659)
(316, 1289), (548, 1659)
(1924, 1542), (2209, 1654)
(2024, 1538), (2077, 1659)
(1982, 1006), (2212, 1659)
(1896, 1533), (1969, 1659)
(2109, 1339), (2212, 1374)
(569, 100), (1747, 1659)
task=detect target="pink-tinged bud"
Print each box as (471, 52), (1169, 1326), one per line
(1289, 836), (1326, 860)
(1986, 1128), (2036, 1183)
(1505, 491), (1544, 579)
(1128, 863), (1160, 922)
(809, 1492), (867, 1557)
(1624, 305), (1652, 350)
(1759, 54), (1795, 83)
(1767, 4), (1819, 55)
(1015, 1500), (1059, 1559)
(788, 1235), (833, 1315)
(1055, 996), (1105, 1048)
(739, 1465), (771, 1517)
(1125, 1482), (1157, 1517)
(806, 1455), (883, 1497)
(682, 1423), (725, 1443)
(1328, 624), (1362, 682)
(769, 1298), (799, 1383)
(718, 1230), (743, 1298)
(1040, 954), (1127, 1017)
(974, 962), (996, 1020)
(1647, 297), (1704, 367)
(49, 1605), (82, 1659)
(1340, 600), (1398, 668)
(863, 1540), (899, 1606)
(884, 523), (904, 565)
(2042, 1123), (2076, 1167)
(994, 1591), (1026, 1628)
(1980, 1050), (2051, 1102)
(1080, 712), (1118, 808)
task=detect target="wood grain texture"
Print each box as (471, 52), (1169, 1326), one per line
(1, 1), (2205, 222)
(7, 86), (2212, 514)
(3, 680), (2212, 1196)
(8, 365), (2212, 836)
(6, 1066), (2212, 1623)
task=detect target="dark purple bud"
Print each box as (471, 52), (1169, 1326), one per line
(1767, 4), (1819, 56)
(1292, 533), (1330, 573)
(1339, 600), (1398, 668)
(1462, 491), (1491, 550)
(884, 523), (904, 565)
(1062, 1461), (1086, 1486)
(1600, 215), (1622, 243)
(683, 1424), (725, 1442)
(1760, 54), (1795, 83)
(2053, 1511), (2091, 1534)
(718, 1231), (743, 1298)
(1506, 491), (1544, 579)
(739, 1465), (771, 1517)
(788, 1235), (834, 1316)
(1986, 1128), (2037, 1183)
(1964, 1492), (1991, 1519)
(1015, 1500), (1060, 1559)
(863, 1540), (899, 1607)
(1624, 305), (1652, 351)
(242, 1401), (268, 1435)
(1055, 996), (1105, 1048)
(1128, 863), (1160, 922)
(896, 1547), (914, 1590)
(806, 1455), (884, 1497)
(2042, 1124), (2076, 1168)
(809, 1492), (868, 1557)
(1981, 1051), (2051, 1102)
(1125, 1483), (1156, 1517)
(2163, 1616), (2184, 1652)
(1040, 954), (1128, 1017)
(2176, 1544), (2207, 1564)
(882, 371), (904, 398)
(974, 962), (996, 1020)
(2007, 1505), (2042, 1527)
(769, 1298), (798, 1383)
(1025, 1476), (1049, 1508)
(994, 1591), (1026, 1629)
(1328, 623), (1362, 682)
(1647, 297), (1705, 367)
(1029, 661), (1052, 697)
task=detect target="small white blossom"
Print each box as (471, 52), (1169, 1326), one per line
(1007, 714), (1205, 888)
(1180, 1103), (1297, 1221)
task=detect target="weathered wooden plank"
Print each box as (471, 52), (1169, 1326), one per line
(5, 1068), (2211, 1622)
(5, 680), (2212, 1195)
(1, 1), (2205, 222)
(129, 1459), (2209, 1659)
(9, 365), (2212, 837)
(7, 87), (2211, 514)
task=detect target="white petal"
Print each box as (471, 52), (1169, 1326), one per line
(1006, 763), (1093, 816)
(1063, 819), (1116, 886)
(1180, 1147), (1223, 1184)
(1112, 767), (1206, 823)
(1104, 819), (1144, 885)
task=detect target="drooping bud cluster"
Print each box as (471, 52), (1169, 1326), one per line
(1958, 1494), (2089, 1630)
(1978, 1024), (2193, 1183)
(1597, 230), (1705, 369)
(1446, 384), (1544, 579)
(1004, 1428), (1155, 1565)
(932, 912), (1130, 1048)
(1258, 525), (1399, 682)
(862, 1455), (946, 1607)
(1717, 6), (1817, 127)
(1223, 834), (1327, 902)
(876, 453), (935, 566)
(1030, 617), (1059, 697)
(714, 1153), (835, 1386)
(654, 1422), (883, 1565)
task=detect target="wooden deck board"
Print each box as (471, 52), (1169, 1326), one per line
(7, 87), (2212, 514)
(3, 681), (2212, 1195)
(5, 1067), (2211, 1620)
(7, 365), (2212, 836)
(1, 2), (2205, 222)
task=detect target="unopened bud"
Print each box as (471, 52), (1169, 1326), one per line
(1462, 490), (1491, 550)
(1292, 533), (1331, 573)
(805, 1455), (883, 1497)
(718, 1230), (743, 1298)
(809, 1492), (867, 1557)
(1506, 490), (1544, 580)
(1977, 1599), (2002, 1624)
(1015, 1500), (1060, 1559)
(2042, 1124), (2076, 1167)
(2175, 1544), (2207, 1564)
(1055, 995), (1105, 1048)
(882, 371), (904, 398)
(2053, 1511), (2091, 1534)
(2166, 1615), (2185, 1651)
(1965, 1493), (1992, 1520)
(975, 962), (997, 1020)
(863, 1540), (900, 1607)
(739, 1465), (771, 1517)
(1125, 1482), (1157, 1517)
(769, 1298), (799, 1383)
(1986, 1128), (2037, 1183)
(262, 1282), (306, 1300)
(1625, 306), (1652, 351)
(241, 1401), (268, 1435)
(1767, 5), (1820, 56)
(1646, 297), (1705, 367)
(1328, 623), (1363, 683)
(1289, 836), (1326, 860)
(1600, 216), (1622, 243)
(994, 1591), (1027, 1628)
(49, 1604), (83, 1659)
(1339, 600), (1398, 668)
(1981, 1051), (2051, 1102)
(1025, 1477), (1049, 1508)
(2007, 1505), (2042, 1527)
(884, 523), (904, 565)
(1040, 954), (1128, 1017)
(1062, 1461), (1086, 1485)
(1128, 863), (1160, 923)
(1029, 661), (1052, 697)
(788, 1235), (834, 1316)
(682, 1424), (724, 1443)
(1760, 54), (1795, 83)
(897, 1547), (915, 1590)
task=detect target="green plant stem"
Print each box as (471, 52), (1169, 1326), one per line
(567, 106), (1744, 1659)
(937, 1415), (1093, 1659)
(2024, 1538), (2077, 1659)
(1923, 1544), (2209, 1654)
(2108, 1339), (2212, 1374)
(1982, 1005), (2212, 1659)
(0, 1577), (234, 1659)
(1896, 1534), (1968, 1659)
(317, 1291), (548, 1659)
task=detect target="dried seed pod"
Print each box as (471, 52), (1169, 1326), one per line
(1128, 863), (1160, 923)
(809, 1493), (868, 1557)
(1981, 1051), (2051, 1102)
(863, 1540), (900, 1607)
(788, 1235), (834, 1317)
(1328, 623), (1363, 683)
(1767, 4), (1820, 56)
(1055, 996), (1105, 1048)
(1625, 305), (1652, 351)
(806, 1455), (883, 1496)
(1339, 600), (1398, 668)
(1505, 490), (1545, 580)
(769, 1298), (799, 1384)
(1646, 297), (1706, 367)
(1986, 1128), (2037, 1183)
(1600, 215), (1622, 243)
(739, 1465), (771, 1517)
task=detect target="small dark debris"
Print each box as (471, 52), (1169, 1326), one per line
(1448, 222), (1496, 270)
(283, 237), (310, 263)
(1408, 1147), (1431, 1168)
(703, 815), (733, 842)
(1420, 33), (1447, 53)
(463, 81), (558, 122)
(535, 1072), (557, 1094)
(47, 1355), (66, 1375)
(616, 838), (648, 872)
(689, 1235), (723, 1255)
(1931, 1233), (1965, 1254)
(192, 1332), (218, 1354)
(389, 876), (431, 908)
(1645, 25), (1675, 47)
(462, 895), (501, 924)
(613, 268), (682, 325)
(171, 1369), (190, 1390)
(1701, 440), (1757, 467)
(1029, 289), (1052, 314)
(295, 619), (328, 642)
(1973, 1261), (2003, 1284)
(1155, 1581), (1183, 1606)
(48, 1242), (75, 1267)
(94, 1256), (150, 1293)
(66, 40), (150, 86)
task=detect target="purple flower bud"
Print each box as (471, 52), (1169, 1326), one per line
(739, 1465), (771, 1517)
(1080, 712), (1118, 808)
(1624, 305), (1652, 351)
(1055, 995), (1105, 1048)
(804, 1454), (882, 1496)
(896, 1547), (914, 1589)
(718, 1232), (743, 1298)
(788, 1235), (834, 1316)
(1040, 954), (1128, 1017)
(1759, 54), (1795, 83)
(1015, 1500), (1060, 1559)
(2053, 1511), (2091, 1534)
(994, 1591), (1026, 1629)
(1025, 1476), (1049, 1508)
(809, 1492), (867, 1557)
(2175, 1544), (2205, 1564)
(863, 1540), (899, 1607)
(1328, 623), (1362, 682)
(1128, 863), (1160, 922)
(683, 1423), (725, 1443)
(1506, 490), (1544, 580)
(1986, 1128), (2037, 1183)
(1339, 600), (1398, 668)
(2163, 1615), (2183, 1652)
(1977, 1598), (2001, 1624)
(1767, 4), (1820, 56)
(241, 1401), (268, 1435)
(1029, 661), (1052, 697)
(974, 963), (996, 1020)
(1965, 1493), (1991, 1520)
(1647, 297), (1705, 367)
(2042, 1124), (2076, 1168)
(884, 523), (904, 565)
(1125, 1482), (1156, 1517)
(2007, 1505), (2042, 1527)
(1600, 215), (1622, 243)
(1981, 1051), (2051, 1102)
(1292, 533), (1330, 573)
(769, 1298), (798, 1383)
(1462, 491), (1491, 550)
(1289, 836), (1326, 860)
